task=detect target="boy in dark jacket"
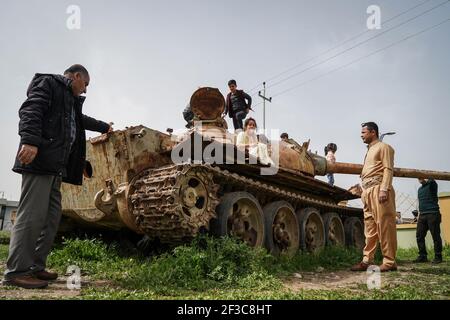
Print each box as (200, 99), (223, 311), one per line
(2, 64), (112, 289)
(224, 79), (252, 132)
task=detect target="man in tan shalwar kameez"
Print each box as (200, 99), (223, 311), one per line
(351, 122), (398, 272)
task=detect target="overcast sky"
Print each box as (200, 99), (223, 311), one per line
(1, 0), (449, 215)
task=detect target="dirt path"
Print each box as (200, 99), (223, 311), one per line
(0, 266), (398, 299)
(283, 263), (448, 293)
(0, 270), (372, 299)
(0, 275), (113, 300)
(0, 260), (447, 299)
(284, 270), (369, 291)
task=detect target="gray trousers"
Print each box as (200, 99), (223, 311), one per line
(4, 173), (62, 279)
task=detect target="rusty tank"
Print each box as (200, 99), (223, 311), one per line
(61, 87), (450, 256)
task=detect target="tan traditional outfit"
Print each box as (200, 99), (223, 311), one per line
(360, 140), (397, 267)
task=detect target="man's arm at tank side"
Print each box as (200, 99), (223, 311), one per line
(379, 144), (394, 203)
(380, 144), (394, 191)
(82, 115), (111, 134)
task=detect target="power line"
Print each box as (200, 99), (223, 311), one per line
(263, 0), (449, 92)
(250, 16), (450, 109)
(247, 0), (435, 94)
(269, 18), (450, 99)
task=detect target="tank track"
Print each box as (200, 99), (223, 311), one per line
(129, 163), (362, 244)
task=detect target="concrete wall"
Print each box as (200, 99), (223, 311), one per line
(397, 223), (437, 249)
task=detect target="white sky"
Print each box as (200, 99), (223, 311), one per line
(1, 0), (449, 216)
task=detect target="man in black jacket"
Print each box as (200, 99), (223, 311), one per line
(224, 80), (252, 132)
(413, 178), (443, 264)
(2, 64), (112, 289)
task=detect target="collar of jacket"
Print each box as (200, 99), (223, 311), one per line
(52, 74), (86, 105)
(30, 73), (84, 101)
(367, 139), (380, 149)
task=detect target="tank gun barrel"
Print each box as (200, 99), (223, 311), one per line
(326, 161), (450, 181)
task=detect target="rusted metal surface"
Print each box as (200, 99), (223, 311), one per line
(279, 142), (315, 176)
(129, 165), (220, 243)
(61, 119), (363, 242)
(326, 162), (362, 175)
(327, 162), (450, 181)
(126, 163), (362, 244)
(61, 125), (175, 230)
(59, 86), (450, 248)
(190, 87), (225, 120)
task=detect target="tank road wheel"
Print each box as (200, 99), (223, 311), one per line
(179, 173), (209, 218)
(322, 212), (345, 247)
(296, 208), (325, 253)
(211, 192), (265, 248)
(344, 217), (365, 251)
(263, 201), (299, 256)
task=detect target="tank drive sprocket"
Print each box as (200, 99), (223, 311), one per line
(129, 164), (220, 243)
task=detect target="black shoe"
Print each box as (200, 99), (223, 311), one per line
(432, 256), (443, 264)
(413, 256), (428, 263)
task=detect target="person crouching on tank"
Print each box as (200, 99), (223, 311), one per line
(236, 118), (273, 166)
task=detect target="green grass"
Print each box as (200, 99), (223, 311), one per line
(46, 236), (367, 294)
(396, 245), (450, 261)
(0, 231), (10, 245)
(267, 245), (362, 275)
(47, 238), (138, 282)
(2, 235), (450, 300)
(122, 236), (280, 293)
(0, 244), (8, 261)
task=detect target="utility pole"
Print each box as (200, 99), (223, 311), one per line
(258, 82), (272, 130)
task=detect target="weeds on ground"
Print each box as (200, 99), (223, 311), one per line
(10, 235), (449, 300)
(0, 231), (10, 245)
(46, 235), (367, 295)
(47, 238), (138, 282)
(268, 245), (362, 275)
(122, 236), (280, 293)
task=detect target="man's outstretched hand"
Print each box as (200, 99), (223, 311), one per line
(18, 144), (38, 165)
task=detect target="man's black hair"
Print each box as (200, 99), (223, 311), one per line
(361, 121), (379, 137)
(228, 79), (237, 86)
(64, 64), (89, 77)
(280, 132), (289, 139)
